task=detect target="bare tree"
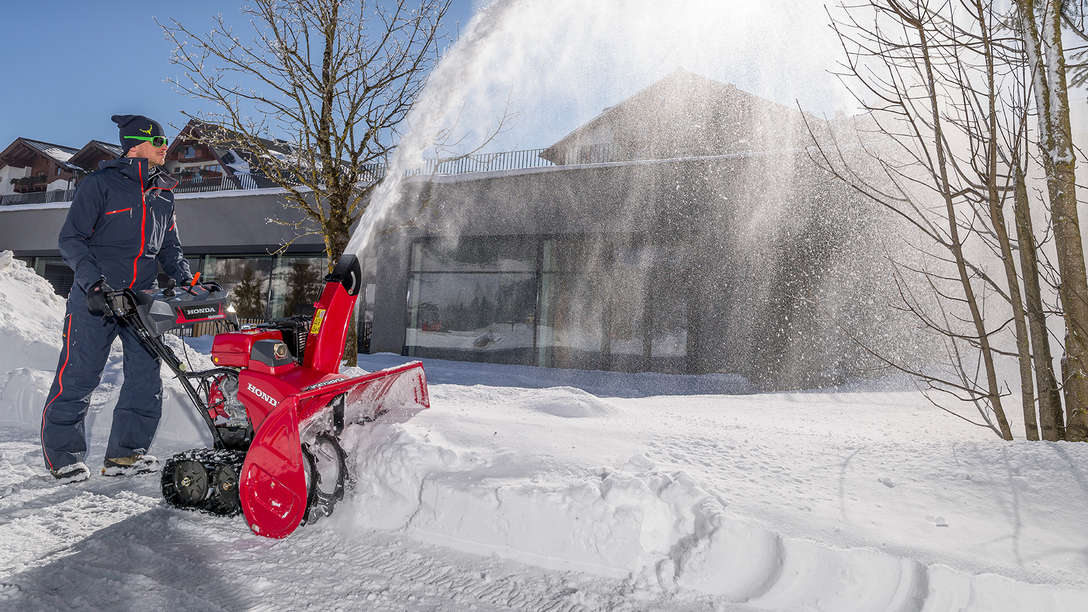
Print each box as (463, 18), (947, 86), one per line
(1015, 0), (1088, 440)
(808, 0), (1065, 440)
(811, 0), (1087, 441)
(161, 0), (452, 365)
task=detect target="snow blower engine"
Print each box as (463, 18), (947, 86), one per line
(99, 255), (429, 538)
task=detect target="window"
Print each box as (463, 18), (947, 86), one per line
(203, 256), (273, 322)
(406, 237), (537, 364)
(184, 146), (196, 159)
(203, 164), (221, 174)
(34, 257), (74, 297)
(269, 255), (326, 319)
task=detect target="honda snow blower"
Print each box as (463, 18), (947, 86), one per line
(99, 255), (428, 538)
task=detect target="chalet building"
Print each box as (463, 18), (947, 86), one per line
(0, 138), (81, 204)
(165, 119), (293, 192)
(0, 71), (907, 388)
(68, 140), (123, 177)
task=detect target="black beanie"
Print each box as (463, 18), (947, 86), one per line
(112, 114), (165, 156)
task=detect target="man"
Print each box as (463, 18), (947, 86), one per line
(41, 114), (191, 482)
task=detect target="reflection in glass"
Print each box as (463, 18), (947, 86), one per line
(411, 236), (536, 273)
(406, 272), (537, 363)
(270, 256), (325, 318)
(205, 256), (272, 321)
(403, 235), (689, 372)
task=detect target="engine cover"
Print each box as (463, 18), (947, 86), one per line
(211, 329), (283, 368)
(131, 285), (234, 336)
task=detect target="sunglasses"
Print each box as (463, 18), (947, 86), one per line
(124, 135), (169, 147)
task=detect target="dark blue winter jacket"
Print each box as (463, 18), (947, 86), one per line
(59, 157), (191, 293)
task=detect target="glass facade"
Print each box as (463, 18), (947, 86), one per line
(34, 257), (74, 297)
(26, 253), (329, 321)
(204, 256), (273, 322)
(405, 235), (689, 372)
(269, 255), (327, 319)
(406, 238), (538, 364)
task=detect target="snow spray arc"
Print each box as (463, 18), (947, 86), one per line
(347, 0), (925, 388)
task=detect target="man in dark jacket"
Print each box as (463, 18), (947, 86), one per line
(41, 114), (191, 482)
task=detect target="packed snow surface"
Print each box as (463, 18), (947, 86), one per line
(0, 251), (1086, 611)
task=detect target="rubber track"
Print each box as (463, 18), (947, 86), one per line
(161, 448), (247, 517)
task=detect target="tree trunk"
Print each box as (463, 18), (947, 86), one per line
(977, 6), (1036, 439)
(1014, 163), (1066, 439)
(1020, 0), (1088, 440)
(989, 184), (1037, 440)
(917, 19), (1013, 440)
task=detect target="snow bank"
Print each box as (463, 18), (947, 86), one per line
(342, 417), (1085, 609)
(3, 252), (1085, 609)
(0, 253), (66, 427)
(0, 251), (209, 447)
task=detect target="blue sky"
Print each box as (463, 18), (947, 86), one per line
(0, 1), (477, 152)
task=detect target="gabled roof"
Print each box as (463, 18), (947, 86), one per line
(541, 69), (813, 164)
(168, 118), (301, 181)
(68, 140), (123, 171)
(0, 137), (81, 171)
(170, 118), (295, 158)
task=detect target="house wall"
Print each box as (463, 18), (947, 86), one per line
(35, 157), (73, 186)
(0, 165), (29, 196)
(167, 142), (221, 181)
(0, 189), (325, 256)
(367, 156), (906, 389)
(47, 178), (71, 192)
(71, 151), (118, 178)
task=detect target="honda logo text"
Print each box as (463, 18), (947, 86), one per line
(247, 383), (278, 407)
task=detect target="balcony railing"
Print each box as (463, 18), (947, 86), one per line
(0, 188), (77, 206)
(0, 145), (633, 206)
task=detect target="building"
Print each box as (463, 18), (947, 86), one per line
(541, 69), (808, 165)
(0, 72), (904, 388)
(68, 140), (123, 177)
(363, 71), (898, 388)
(0, 138), (82, 205)
(164, 119), (294, 192)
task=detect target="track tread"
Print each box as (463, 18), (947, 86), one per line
(161, 448), (247, 517)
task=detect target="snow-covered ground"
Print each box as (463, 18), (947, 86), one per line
(1, 251), (1086, 611)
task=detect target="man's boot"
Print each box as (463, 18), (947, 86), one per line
(51, 461), (91, 483)
(102, 453), (159, 476)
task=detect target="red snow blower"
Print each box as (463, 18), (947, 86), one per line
(100, 255), (428, 538)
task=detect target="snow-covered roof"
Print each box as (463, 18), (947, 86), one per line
(68, 140), (124, 171)
(0, 137), (81, 171)
(19, 138), (79, 163)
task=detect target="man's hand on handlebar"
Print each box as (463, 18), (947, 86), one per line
(86, 279), (114, 317)
(182, 273), (222, 294)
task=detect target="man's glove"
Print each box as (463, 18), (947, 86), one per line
(183, 274), (222, 293)
(86, 279), (114, 317)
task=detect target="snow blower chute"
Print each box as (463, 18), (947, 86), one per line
(98, 254), (428, 538)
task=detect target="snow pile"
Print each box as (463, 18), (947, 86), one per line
(0, 251), (210, 446)
(0, 252), (67, 427)
(340, 412), (1085, 608)
(2, 254), (1087, 609)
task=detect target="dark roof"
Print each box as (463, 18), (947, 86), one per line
(88, 140), (123, 156)
(68, 140), (124, 171)
(0, 137), (81, 171)
(170, 118), (295, 157)
(541, 69), (814, 164)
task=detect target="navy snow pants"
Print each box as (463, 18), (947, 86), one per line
(41, 287), (163, 471)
